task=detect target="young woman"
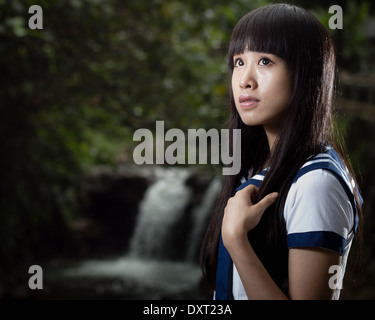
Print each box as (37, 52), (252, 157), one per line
(200, 3), (363, 300)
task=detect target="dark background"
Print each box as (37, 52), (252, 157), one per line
(1, 0), (374, 299)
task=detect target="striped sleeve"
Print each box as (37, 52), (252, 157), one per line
(284, 169), (354, 255)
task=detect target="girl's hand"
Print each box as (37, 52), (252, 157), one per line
(222, 184), (278, 248)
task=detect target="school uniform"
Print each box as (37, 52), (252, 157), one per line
(215, 145), (361, 300)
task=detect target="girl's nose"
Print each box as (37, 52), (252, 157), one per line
(240, 66), (257, 90)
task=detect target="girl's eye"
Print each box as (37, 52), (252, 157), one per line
(259, 58), (272, 66)
(234, 58), (244, 67)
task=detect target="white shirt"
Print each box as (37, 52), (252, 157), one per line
(232, 169), (355, 300)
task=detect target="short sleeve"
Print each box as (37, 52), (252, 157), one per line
(284, 169), (354, 255)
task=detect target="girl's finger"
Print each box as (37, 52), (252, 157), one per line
(237, 184), (259, 203)
(254, 192), (279, 214)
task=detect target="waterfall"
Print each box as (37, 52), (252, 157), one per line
(129, 167), (222, 262)
(129, 167), (192, 260)
(56, 167), (221, 299)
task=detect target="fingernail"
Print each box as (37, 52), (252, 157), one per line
(271, 193), (279, 200)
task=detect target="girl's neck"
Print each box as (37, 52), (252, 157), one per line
(264, 127), (278, 153)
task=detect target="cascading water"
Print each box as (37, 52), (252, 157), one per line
(53, 167), (220, 299)
(129, 167), (192, 260)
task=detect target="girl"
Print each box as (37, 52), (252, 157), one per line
(200, 3), (363, 300)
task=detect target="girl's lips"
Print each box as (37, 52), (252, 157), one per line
(239, 94), (259, 109)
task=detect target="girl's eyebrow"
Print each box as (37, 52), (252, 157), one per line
(253, 52), (277, 58)
(252, 52), (284, 63)
(233, 51), (277, 57)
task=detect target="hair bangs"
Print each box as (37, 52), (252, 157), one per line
(228, 5), (293, 69)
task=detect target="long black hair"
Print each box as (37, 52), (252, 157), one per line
(200, 3), (363, 292)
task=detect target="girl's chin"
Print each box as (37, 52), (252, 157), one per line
(238, 115), (262, 127)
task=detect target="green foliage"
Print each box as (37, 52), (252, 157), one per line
(1, 0), (373, 267)
(0, 0), (119, 263)
(309, 0), (372, 72)
(0, 0), (268, 264)
(107, 0), (268, 131)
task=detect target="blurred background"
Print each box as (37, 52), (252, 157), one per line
(1, 0), (374, 300)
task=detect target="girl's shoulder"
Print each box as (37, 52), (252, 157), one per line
(286, 168), (352, 214)
(292, 145), (353, 187)
(286, 145), (357, 216)
(289, 145), (361, 211)
(283, 147), (358, 251)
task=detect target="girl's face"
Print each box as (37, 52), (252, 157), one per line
(231, 51), (292, 133)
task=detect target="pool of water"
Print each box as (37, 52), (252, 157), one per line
(41, 256), (210, 300)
